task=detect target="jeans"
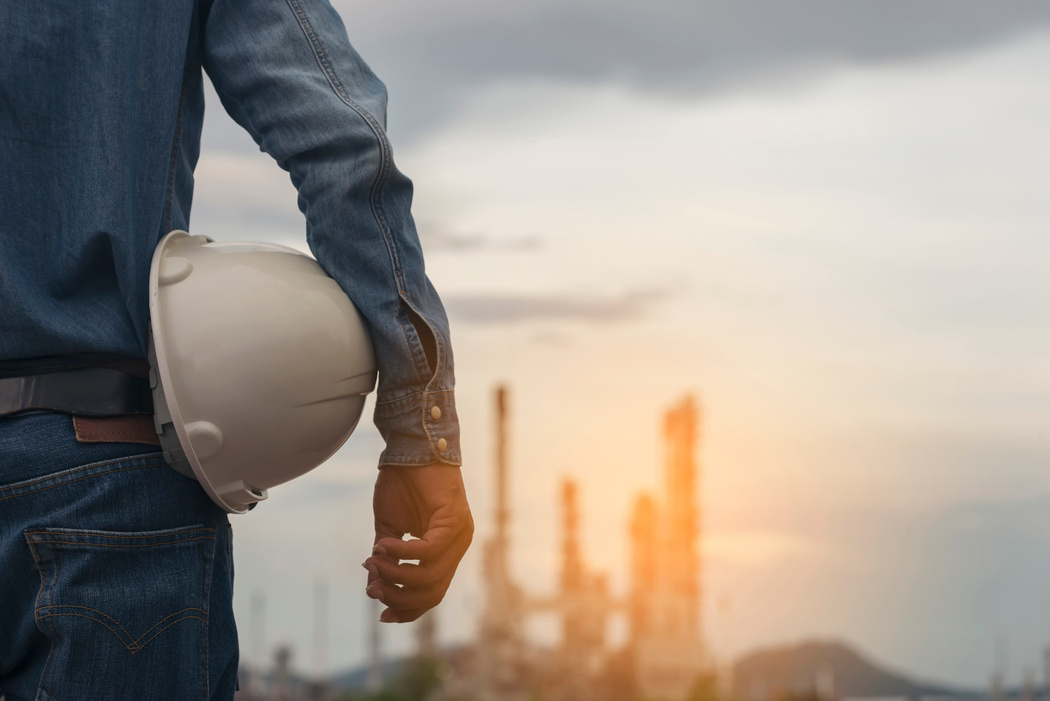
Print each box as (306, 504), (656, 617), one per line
(0, 412), (238, 700)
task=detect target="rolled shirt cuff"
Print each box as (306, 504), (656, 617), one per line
(374, 389), (461, 467)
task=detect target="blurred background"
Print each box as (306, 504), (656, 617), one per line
(191, 1), (1050, 699)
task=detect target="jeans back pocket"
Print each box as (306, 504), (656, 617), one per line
(25, 524), (217, 701)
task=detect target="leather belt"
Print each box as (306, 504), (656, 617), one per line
(0, 367), (154, 417)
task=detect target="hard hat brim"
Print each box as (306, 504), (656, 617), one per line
(149, 230), (248, 513)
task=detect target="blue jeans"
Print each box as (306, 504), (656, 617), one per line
(0, 412), (238, 700)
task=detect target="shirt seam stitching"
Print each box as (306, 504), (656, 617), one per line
(165, 44), (196, 233)
(375, 388), (454, 408)
(283, 0), (405, 294)
(284, 0), (444, 391)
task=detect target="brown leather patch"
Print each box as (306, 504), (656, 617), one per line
(73, 415), (160, 446)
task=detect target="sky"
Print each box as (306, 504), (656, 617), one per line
(191, 2), (1050, 688)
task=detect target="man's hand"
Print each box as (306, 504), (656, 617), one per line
(362, 463), (473, 623)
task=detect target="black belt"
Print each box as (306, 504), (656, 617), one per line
(0, 367), (154, 418)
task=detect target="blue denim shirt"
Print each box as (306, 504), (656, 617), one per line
(0, 0), (460, 468)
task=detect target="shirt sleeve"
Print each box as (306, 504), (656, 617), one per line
(200, 0), (460, 468)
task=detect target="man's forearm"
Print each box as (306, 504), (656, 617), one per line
(202, 0), (460, 467)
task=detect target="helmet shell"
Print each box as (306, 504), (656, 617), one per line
(148, 230), (377, 513)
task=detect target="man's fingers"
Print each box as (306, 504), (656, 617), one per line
(374, 538), (427, 564)
(373, 521), (404, 552)
(365, 578), (448, 612)
(382, 606), (428, 624)
(375, 520), (469, 562)
(370, 539), (466, 589)
(366, 538), (464, 586)
(365, 558), (438, 588)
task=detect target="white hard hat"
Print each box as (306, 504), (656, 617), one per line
(147, 230), (377, 514)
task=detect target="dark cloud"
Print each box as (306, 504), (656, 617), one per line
(445, 288), (668, 325)
(202, 2), (1050, 149)
(326, 0), (1050, 141)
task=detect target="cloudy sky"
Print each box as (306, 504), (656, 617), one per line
(193, 1), (1050, 687)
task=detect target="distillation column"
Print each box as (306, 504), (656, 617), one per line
(479, 385), (525, 700)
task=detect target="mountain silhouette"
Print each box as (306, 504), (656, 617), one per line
(732, 640), (979, 699)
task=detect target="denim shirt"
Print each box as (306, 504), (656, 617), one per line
(0, 0), (460, 468)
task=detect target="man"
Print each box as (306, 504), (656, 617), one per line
(0, 1), (472, 699)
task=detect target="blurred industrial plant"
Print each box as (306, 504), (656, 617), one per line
(233, 388), (1041, 701)
(235, 386), (708, 701)
(459, 389), (706, 701)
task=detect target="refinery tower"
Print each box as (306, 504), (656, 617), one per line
(473, 389), (706, 701)
(629, 395), (706, 699)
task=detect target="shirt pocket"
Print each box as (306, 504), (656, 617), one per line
(24, 524), (217, 701)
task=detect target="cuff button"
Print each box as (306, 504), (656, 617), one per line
(431, 405), (442, 420)
(437, 437), (448, 452)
